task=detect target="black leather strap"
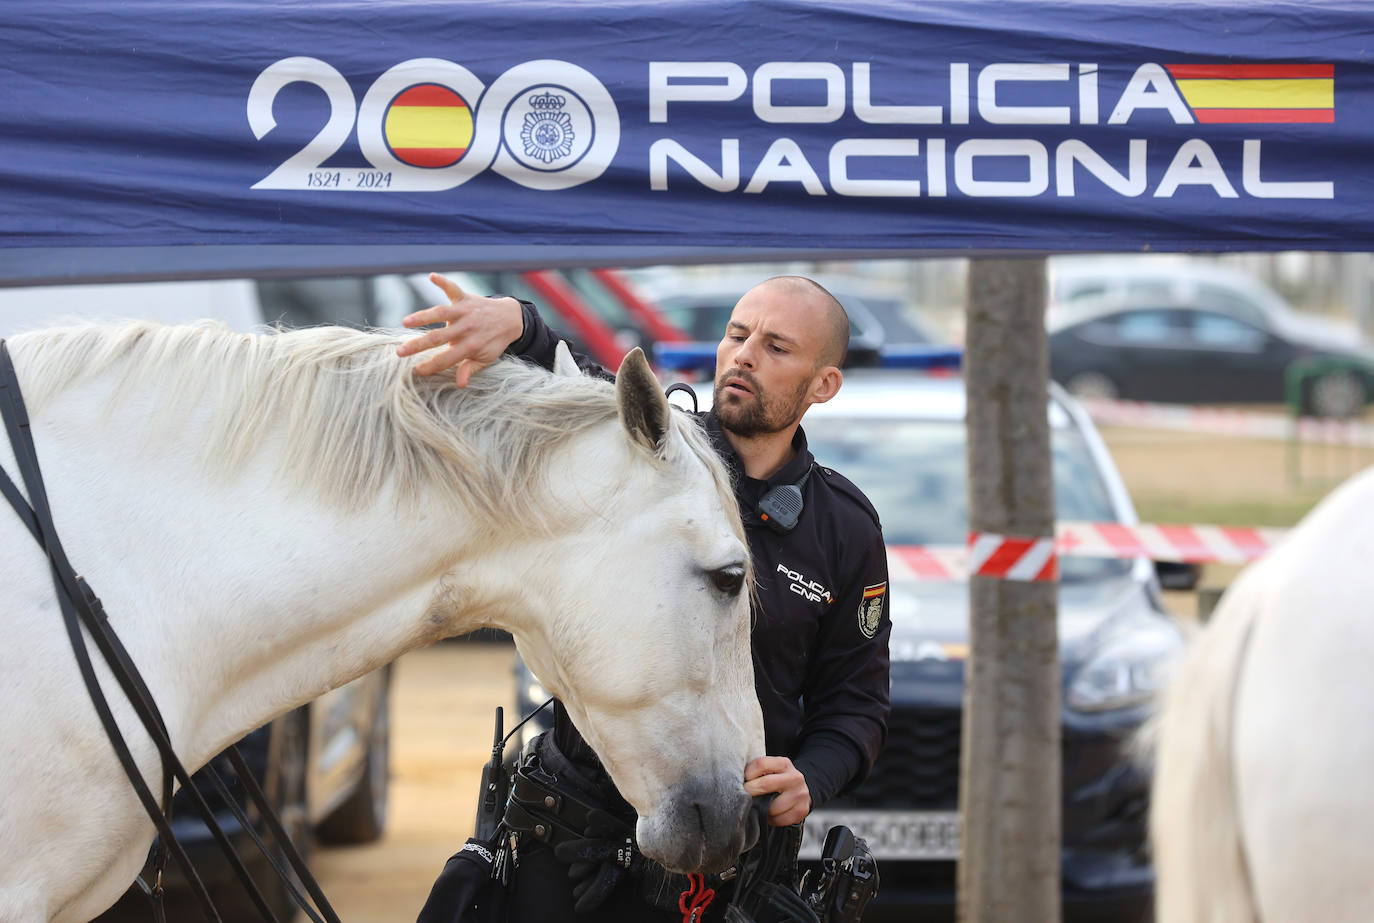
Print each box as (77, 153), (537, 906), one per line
(726, 806), (819, 923)
(0, 340), (226, 921)
(0, 339), (341, 923)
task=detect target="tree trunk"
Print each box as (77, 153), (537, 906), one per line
(957, 257), (1061, 922)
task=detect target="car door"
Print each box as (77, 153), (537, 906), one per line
(1075, 308), (1194, 402)
(1181, 309), (1288, 403)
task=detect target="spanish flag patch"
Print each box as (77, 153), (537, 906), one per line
(858, 582), (886, 638)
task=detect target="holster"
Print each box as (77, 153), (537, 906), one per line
(799, 826), (880, 923)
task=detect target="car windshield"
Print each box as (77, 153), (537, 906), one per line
(804, 415), (1132, 581)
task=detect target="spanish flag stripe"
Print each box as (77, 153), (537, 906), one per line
(384, 106), (473, 150)
(862, 584), (887, 599)
(1193, 108), (1335, 124)
(1174, 78), (1333, 109)
(390, 148), (468, 168)
(1168, 64), (1333, 80)
(393, 84), (470, 108)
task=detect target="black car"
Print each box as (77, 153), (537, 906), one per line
(95, 667), (392, 923)
(1049, 302), (1374, 418)
(511, 371), (1186, 922)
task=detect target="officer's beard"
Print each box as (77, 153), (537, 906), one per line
(713, 369), (811, 438)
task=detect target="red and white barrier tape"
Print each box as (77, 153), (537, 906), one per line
(966, 532), (1058, 582)
(889, 520), (1288, 581)
(1080, 397), (1374, 447)
(1056, 520), (1286, 563)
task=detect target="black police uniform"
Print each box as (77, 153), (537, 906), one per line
(502, 302), (891, 922)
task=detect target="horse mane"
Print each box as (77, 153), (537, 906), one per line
(13, 320), (740, 539)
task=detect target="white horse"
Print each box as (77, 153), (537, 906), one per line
(1149, 465), (1374, 923)
(0, 320), (765, 923)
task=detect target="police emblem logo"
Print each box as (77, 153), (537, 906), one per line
(520, 90), (575, 164)
(858, 582), (886, 638)
(491, 68), (618, 189)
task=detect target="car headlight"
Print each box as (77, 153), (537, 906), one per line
(1067, 619), (1183, 713)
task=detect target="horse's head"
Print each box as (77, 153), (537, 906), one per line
(510, 346), (765, 875)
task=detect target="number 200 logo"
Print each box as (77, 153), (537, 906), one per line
(247, 57), (620, 192)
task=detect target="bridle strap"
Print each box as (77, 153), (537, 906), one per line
(0, 340), (222, 921)
(0, 340), (342, 923)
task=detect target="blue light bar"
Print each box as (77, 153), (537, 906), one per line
(654, 342), (716, 372)
(864, 345), (963, 369)
(653, 342), (963, 372)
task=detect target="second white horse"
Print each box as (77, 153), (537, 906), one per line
(1151, 465), (1374, 923)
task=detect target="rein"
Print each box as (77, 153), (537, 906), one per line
(0, 339), (342, 923)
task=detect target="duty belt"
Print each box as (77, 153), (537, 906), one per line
(501, 748), (634, 848)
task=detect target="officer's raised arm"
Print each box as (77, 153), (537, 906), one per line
(396, 272), (525, 385)
(398, 272), (614, 384)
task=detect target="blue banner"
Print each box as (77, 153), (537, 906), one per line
(2, 1), (1372, 281)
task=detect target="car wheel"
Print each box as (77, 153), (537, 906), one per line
(1306, 369), (1366, 419)
(1065, 370), (1120, 403)
(316, 666), (391, 844)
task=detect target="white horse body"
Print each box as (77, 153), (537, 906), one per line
(0, 322), (764, 923)
(1151, 465), (1374, 923)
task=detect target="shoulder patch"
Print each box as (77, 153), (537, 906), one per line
(858, 582), (886, 638)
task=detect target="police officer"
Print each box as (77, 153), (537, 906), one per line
(400, 274), (891, 921)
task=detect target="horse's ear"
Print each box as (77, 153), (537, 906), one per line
(616, 347), (671, 455)
(553, 341), (580, 378)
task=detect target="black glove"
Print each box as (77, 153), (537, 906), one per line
(552, 809), (641, 913)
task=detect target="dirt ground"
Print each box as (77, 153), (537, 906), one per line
(306, 641), (514, 922)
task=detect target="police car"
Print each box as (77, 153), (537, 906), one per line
(512, 363), (1184, 922)
(797, 370), (1181, 922)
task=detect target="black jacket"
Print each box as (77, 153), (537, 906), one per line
(510, 302), (891, 806)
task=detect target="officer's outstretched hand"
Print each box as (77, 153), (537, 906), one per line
(744, 756), (812, 827)
(396, 273), (525, 386)
(552, 809), (641, 913)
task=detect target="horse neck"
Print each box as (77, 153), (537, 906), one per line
(26, 374), (488, 771)
(175, 479), (470, 762)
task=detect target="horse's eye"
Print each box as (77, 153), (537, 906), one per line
(709, 564), (746, 596)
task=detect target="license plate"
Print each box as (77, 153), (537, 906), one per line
(800, 809), (961, 861)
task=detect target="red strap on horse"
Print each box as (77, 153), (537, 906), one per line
(678, 873), (716, 923)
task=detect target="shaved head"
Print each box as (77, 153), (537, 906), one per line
(751, 276), (849, 368)
(715, 275), (848, 442)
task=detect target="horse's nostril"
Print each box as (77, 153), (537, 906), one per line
(694, 801), (707, 835)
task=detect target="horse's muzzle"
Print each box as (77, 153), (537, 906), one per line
(636, 777), (755, 874)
